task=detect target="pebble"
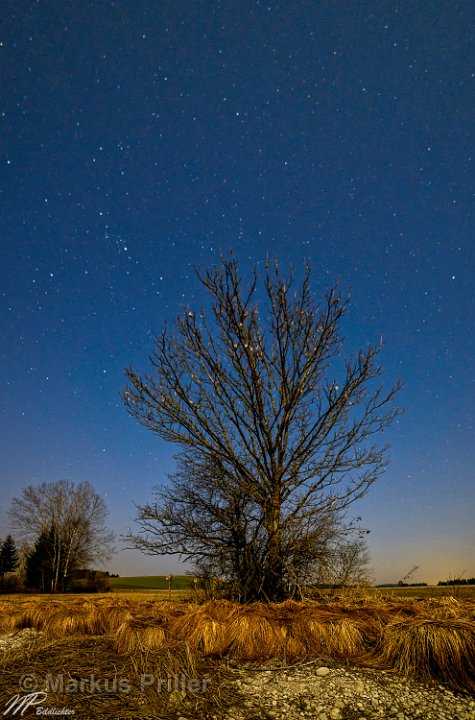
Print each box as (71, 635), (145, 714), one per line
(0, 628), (41, 652)
(222, 659), (475, 720)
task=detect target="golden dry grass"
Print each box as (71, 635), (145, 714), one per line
(41, 603), (108, 638)
(326, 618), (368, 658)
(134, 598), (188, 621)
(0, 634), (227, 720)
(373, 617), (475, 691)
(277, 605), (372, 662)
(2, 594), (475, 692)
(195, 598), (240, 623)
(115, 617), (168, 654)
(16, 601), (69, 631)
(170, 608), (229, 656)
(0, 609), (24, 633)
(225, 605), (286, 661)
(96, 601), (133, 631)
(414, 596), (475, 621)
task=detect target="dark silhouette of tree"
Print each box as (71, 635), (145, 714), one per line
(0, 534), (19, 585)
(10, 480), (114, 593)
(123, 258), (402, 601)
(25, 528), (56, 592)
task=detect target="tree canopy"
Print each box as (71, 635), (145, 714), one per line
(9, 479), (114, 593)
(123, 258), (402, 600)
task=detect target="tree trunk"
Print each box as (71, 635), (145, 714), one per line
(52, 532), (62, 593)
(264, 489), (285, 600)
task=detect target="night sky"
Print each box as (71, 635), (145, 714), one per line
(1, 1), (473, 585)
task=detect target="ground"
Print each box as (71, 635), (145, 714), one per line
(1, 590), (474, 719)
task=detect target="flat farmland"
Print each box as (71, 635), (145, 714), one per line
(109, 574), (194, 592)
(373, 584), (475, 600)
(107, 575), (475, 599)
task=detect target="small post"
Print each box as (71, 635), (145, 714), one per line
(166, 573), (175, 600)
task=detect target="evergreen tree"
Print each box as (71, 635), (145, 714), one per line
(0, 534), (19, 585)
(25, 528), (56, 592)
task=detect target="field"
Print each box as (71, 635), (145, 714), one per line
(1, 587), (474, 718)
(107, 575), (475, 598)
(373, 584), (475, 599)
(109, 574), (195, 591)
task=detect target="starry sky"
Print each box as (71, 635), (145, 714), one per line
(1, 1), (473, 585)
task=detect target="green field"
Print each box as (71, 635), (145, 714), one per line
(109, 574), (194, 591)
(108, 576), (475, 598)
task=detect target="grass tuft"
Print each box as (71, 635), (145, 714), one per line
(115, 617), (168, 654)
(226, 606), (286, 661)
(374, 617), (475, 692)
(171, 609), (228, 657)
(42, 603), (107, 638)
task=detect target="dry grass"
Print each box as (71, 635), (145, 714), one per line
(2, 593), (475, 693)
(0, 609), (24, 633)
(41, 603), (108, 638)
(15, 601), (65, 630)
(324, 618), (368, 659)
(226, 604), (286, 661)
(0, 634), (235, 720)
(115, 617), (168, 654)
(372, 617), (475, 692)
(195, 598), (240, 623)
(277, 605), (372, 662)
(134, 599), (188, 622)
(414, 596), (475, 621)
(96, 600), (134, 631)
(131, 637), (199, 682)
(170, 607), (229, 657)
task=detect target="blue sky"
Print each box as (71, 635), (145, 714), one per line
(1, 1), (473, 584)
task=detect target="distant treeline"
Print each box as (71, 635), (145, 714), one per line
(376, 583), (428, 588)
(438, 578), (475, 586)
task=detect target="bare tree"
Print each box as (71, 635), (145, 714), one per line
(123, 258), (402, 600)
(9, 480), (114, 592)
(320, 537), (373, 588)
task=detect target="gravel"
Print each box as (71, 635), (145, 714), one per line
(214, 658), (475, 720)
(0, 627), (41, 653)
